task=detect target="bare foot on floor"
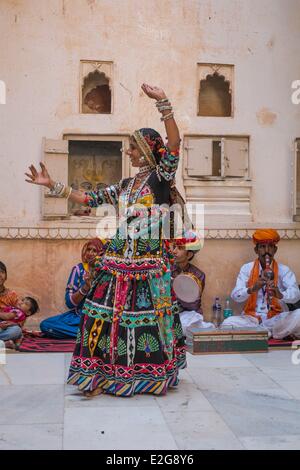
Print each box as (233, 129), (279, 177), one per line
(83, 388), (103, 398)
(4, 340), (16, 350)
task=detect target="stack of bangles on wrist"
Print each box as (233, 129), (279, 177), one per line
(79, 286), (89, 296)
(155, 98), (174, 121)
(48, 182), (72, 199)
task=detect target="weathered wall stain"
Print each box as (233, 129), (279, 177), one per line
(86, 0), (96, 10)
(256, 107), (277, 126)
(266, 37), (275, 49)
(119, 82), (133, 101)
(55, 101), (73, 119)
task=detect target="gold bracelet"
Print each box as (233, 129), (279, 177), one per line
(61, 185), (72, 199)
(160, 112), (174, 122)
(66, 186), (72, 199)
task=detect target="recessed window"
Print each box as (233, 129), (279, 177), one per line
(68, 140), (122, 215)
(80, 60), (113, 114)
(42, 135), (129, 220)
(197, 64), (234, 117)
(212, 140), (222, 176)
(184, 135), (249, 179)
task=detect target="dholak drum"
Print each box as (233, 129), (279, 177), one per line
(173, 273), (202, 304)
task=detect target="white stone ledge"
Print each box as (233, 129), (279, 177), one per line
(0, 226), (300, 240)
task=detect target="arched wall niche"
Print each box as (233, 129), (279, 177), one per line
(80, 60), (113, 114)
(197, 64), (234, 117)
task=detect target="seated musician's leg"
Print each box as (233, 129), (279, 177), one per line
(272, 309), (300, 339)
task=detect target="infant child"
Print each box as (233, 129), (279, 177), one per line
(0, 296), (39, 348)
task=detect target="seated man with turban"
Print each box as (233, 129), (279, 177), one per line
(223, 229), (300, 339)
(170, 231), (214, 336)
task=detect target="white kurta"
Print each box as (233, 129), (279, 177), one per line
(222, 261), (300, 339)
(180, 310), (214, 337)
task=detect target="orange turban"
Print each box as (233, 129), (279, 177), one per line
(252, 229), (280, 245)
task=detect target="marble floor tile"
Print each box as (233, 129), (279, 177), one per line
(162, 410), (244, 450)
(65, 366), (195, 409)
(178, 368), (195, 384)
(239, 387), (294, 400)
(278, 380), (300, 400)
(257, 365), (300, 384)
(63, 406), (178, 450)
(64, 353), (73, 380)
(65, 353), (73, 363)
(0, 385), (64, 425)
(64, 384), (158, 408)
(240, 434), (300, 450)
(2, 351), (299, 450)
(155, 380), (215, 412)
(191, 366), (278, 392)
(186, 352), (255, 369)
(244, 350), (295, 368)
(0, 353), (65, 385)
(203, 389), (300, 437)
(0, 424), (63, 450)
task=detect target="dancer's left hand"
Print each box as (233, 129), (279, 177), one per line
(141, 83), (167, 101)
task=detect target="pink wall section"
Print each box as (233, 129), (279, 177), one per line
(0, 239), (299, 328)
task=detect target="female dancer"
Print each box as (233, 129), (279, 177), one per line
(25, 83), (186, 397)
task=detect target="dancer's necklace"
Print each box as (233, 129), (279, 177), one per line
(137, 164), (151, 178)
(125, 172), (150, 205)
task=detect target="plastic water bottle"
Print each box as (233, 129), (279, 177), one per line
(223, 297), (233, 319)
(212, 297), (223, 327)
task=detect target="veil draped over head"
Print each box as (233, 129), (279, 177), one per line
(131, 128), (166, 168)
(81, 238), (108, 264)
(131, 128), (194, 238)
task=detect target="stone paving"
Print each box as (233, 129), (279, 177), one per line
(0, 350), (300, 450)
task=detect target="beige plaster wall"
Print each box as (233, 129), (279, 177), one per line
(0, 0), (300, 226)
(0, 1), (300, 330)
(0, 238), (299, 328)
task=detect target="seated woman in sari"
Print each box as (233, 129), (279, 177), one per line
(40, 239), (106, 339)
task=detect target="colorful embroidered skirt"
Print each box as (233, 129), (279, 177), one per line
(67, 266), (186, 397)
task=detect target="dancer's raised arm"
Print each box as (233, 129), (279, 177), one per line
(141, 83), (180, 151)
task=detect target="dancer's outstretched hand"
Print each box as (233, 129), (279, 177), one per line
(25, 162), (53, 188)
(141, 83), (167, 101)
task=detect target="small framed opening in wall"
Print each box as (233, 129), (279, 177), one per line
(42, 134), (130, 220)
